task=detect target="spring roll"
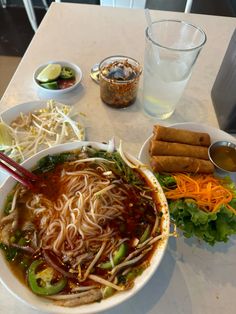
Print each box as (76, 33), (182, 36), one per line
(153, 125), (211, 147)
(149, 140), (209, 160)
(150, 156), (214, 173)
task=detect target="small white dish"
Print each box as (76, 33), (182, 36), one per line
(33, 61), (82, 95)
(0, 141), (169, 314)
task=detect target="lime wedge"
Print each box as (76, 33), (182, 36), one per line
(36, 64), (62, 83)
(40, 81), (58, 90)
(0, 122), (13, 149)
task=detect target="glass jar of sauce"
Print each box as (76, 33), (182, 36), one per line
(99, 56), (142, 108)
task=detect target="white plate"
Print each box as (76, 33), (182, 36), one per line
(33, 61), (82, 95)
(1, 100), (51, 122)
(138, 122), (236, 181)
(0, 100), (85, 184)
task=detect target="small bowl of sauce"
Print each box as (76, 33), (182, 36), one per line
(208, 141), (236, 173)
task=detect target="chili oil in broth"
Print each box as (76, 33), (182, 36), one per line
(0, 150), (164, 300)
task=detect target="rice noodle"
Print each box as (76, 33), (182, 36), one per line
(22, 159), (130, 273)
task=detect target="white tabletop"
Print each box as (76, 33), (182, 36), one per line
(0, 3), (236, 314)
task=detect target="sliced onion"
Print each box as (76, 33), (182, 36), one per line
(47, 289), (98, 300)
(11, 244), (35, 255)
(107, 137), (115, 153)
(43, 250), (76, 278)
(118, 141), (138, 169)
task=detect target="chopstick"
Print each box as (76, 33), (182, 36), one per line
(0, 152), (39, 189)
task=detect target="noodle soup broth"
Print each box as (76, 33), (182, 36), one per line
(0, 142), (169, 313)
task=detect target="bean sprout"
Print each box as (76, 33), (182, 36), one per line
(1, 100), (85, 162)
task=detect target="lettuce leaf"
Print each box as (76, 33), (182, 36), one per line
(154, 173), (176, 188)
(169, 199), (236, 245)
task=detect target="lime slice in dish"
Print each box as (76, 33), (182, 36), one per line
(36, 64), (62, 83)
(40, 81), (58, 90)
(0, 122), (13, 149)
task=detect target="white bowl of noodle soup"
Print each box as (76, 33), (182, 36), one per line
(0, 141), (169, 313)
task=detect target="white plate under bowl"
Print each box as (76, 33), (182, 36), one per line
(33, 61), (82, 95)
(138, 122), (236, 181)
(0, 141), (169, 314)
(0, 100), (84, 185)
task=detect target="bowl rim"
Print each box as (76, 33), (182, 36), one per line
(0, 141), (169, 314)
(33, 60), (82, 94)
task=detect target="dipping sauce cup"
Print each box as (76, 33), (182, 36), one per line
(99, 56), (142, 108)
(208, 140), (236, 173)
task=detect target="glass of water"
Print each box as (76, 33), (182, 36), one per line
(143, 19), (206, 119)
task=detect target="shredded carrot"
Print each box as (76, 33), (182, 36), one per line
(165, 173), (236, 214)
